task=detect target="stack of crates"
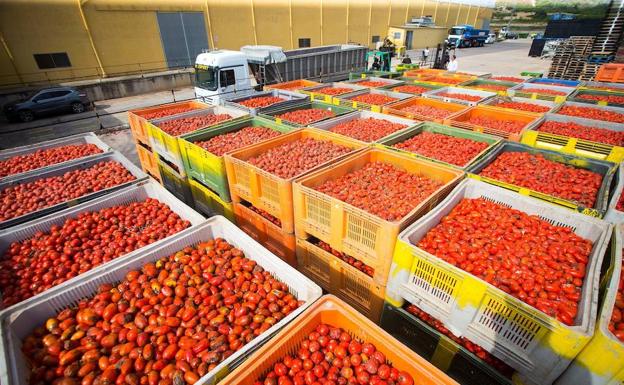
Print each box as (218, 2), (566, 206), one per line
(292, 147), (463, 322)
(224, 128), (365, 267)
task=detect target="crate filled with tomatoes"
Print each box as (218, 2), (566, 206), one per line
(445, 104), (541, 141)
(381, 303), (514, 385)
(507, 82), (574, 102)
(148, 106), (249, 175)
(521, 113), (624, 163)
(224, 128), (365, 234)
(483, 96), (558, 114)
(0, 217), (322, 385)
(383, 81), (443, 96)
(461, 79), (518, 95)
(341, 76), (404, 89)
(311, 110), (418, 144)
(570, 89), (624, 108)
(263, 78), (320, 92)
(383, 97), (468, 123)
(224, 89), (308, 116)
(333, 88), (413, 112)
(259, 101), (355, 127)
(214, 295), (459, 385)
(552, 101), (624, 125)
(385, 178), (612, 385)
(605, 165), (624, 223)
(422, 86), (496, 106)
(379, 122), (501, 171)
(420, 74), (476, 87)
(297, 83), (368, 103)
(554, 226), (624, 385)
(468, 141), (617, 217)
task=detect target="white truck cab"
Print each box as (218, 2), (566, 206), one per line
(194, 50), (255, 104)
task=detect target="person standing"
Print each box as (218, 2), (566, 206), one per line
(447, 54), (458, 72)
(422, 46), (430, 64)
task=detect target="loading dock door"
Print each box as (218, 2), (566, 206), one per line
(157, 12), (209, 68)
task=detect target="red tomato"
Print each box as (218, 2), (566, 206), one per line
(427, 76), (465, 85)
(558, 105), (624, 124)
(315, 240), (374, 277)
(394, 131), (488, 166)
(471, 83), (509, 92)
(329, 118), (407, 142)
(315, 87), (354, 96)
(0, 144), (103, 178)
(609, 261), (624, 342)
(195, 126), (282, 156)
(537, 121), (624, 146)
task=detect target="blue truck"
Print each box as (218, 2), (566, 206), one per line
(447, 25), (489, 48)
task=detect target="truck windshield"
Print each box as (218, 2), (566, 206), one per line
(195, 66), (218, 91)
(450, 28), (464, 35)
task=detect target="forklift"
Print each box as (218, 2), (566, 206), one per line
(367, 51), (391, 71)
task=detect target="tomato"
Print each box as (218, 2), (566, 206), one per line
(466, 115), (526, 134)
(557, 105), (624, 124)
(248, 138), (351, 179)
(329, 118), (407, 142)
(393, 131), (488, 166)
(437, 92), (482, 102)
(494, 101), (550, 113)
(239, 96), (285, 108)
(525, 88), (567, 96)
(0, 144), (103, 178)
(426, 77), (464, 85)
(248, 204), (282, 227)
(490, 76), (524, 83)
(315, 162), (443, 221)
(416, 197), (593, 325)
(356, 80), (389, 88)
(479, 151), (603, 207)
(140, 106), (198, 120)
(22, 238), (301, 384)
(315, 240), (374, 277)
(391, 85), (431, 95)
(0, 161), (136, 222)
(608, 252), (624, 342)
(314, 87), (354, 96)
(276, 109), (335, 125)
(195, 126), (282, 156)
(349, 94), (398, 106)
(157, 114), (233, 136)
(397, 104), (455, 119)
(576, 93), (624, 105)
(537, 121), (624, 146)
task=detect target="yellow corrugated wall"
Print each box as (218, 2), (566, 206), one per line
(0, 0), (493, 86)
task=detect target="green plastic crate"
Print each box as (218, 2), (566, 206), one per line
(156, 155), (194, 207)
(259, 101), (355, 127)
(378, 122), (502, 171)
(349, 70), (403, 80)
(179, 117), (294, 202)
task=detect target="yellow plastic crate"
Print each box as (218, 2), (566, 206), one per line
(224, 128), (365, 234)
(293, 147), (463, 286)
(135, 140), (162, 183)
(296, 237), (386, 322)
(385, 178), (612, 385)
(554, 226), (624, 385)
(188, 177), (235, 222)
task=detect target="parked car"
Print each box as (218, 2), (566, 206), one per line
(485, 33), (496, 44)
(3, 86), (90, 122)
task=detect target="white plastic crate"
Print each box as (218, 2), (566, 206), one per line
(0, 180), (205, 309)
(0, 217), (322, 385)
(0, 132), (112, 181)
(386, 179), (611, 385)
(605, 164), (624, 223)
(422, 86), (496, 106)
(0, 151), (148, 229)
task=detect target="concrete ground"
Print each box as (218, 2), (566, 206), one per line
(1, 39), (550, 168)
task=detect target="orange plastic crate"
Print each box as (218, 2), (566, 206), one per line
(293, 148), (463, 285)
(296, 238), (386, 322)
(403, 68), (445, 78)
(224, 128), (365, 234)
(218, 295), (459, 385)
(383, 97), (468, 123)
(445, 105), (542, 141)
(264, 79), (321, 91)
(596, 64), (624, 83)
(234, 202), (297, 267)
(134, 140), (162, 183)
(127, 101), (209, 144)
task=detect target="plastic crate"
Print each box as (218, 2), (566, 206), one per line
(348, 70), (403, 80)
(224, 89), (309, 116)
(383, 97), (468, 123)
(224, 128), (365, 234)
(552, 100), (624, 126)
(333, 88), (414, 112)
(259, 101), (356, 127)
(385, 178), (612, 385)
(0, 132), (112, 181)
(526, 78), (581, 87)
(216, 295), (459, 385)
(595, 64), (624, 83)
(604, 165), (624, 223)
(381, 304), (513, 385)
(296, 237), (386, 322)
(135, 139), (162, 183)
(419, 74), (477, 87)
(569, 89), (624, 108)
(128, 100), (210, 144)
(460, 79), (518, 95)
(378, 122), (502, 171)
(554, 225), (624, 385)
(293, 147), (463, 286)
(423, 86), (497, 106)
(310, 110), (419, 144)
(340, 76), (404, 88)
(179, 116), (293, 202)
(521, 113), (624, 163)
(298, 83), (368, 103)
(468, 141), (616, 218)
(148, 105), (249, 174)
(402, 68), (446, 79)
(157, 155), (194, 207)
(445, 105), (541, 141)
(0, 151), (147, 230)
(263, 79), (320, 91)
(383, 81), (444, 95)
(234, 202), (296, 267)
(0, 217), (322, 385)
(483, 96), (560, 114)
(188, 177), (235, 222)
(581, 81), (624, 93)
(0, 180), (205, 309)
(507, 83), (574, 103)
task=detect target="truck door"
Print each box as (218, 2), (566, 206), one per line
(218, 65), (251, 98)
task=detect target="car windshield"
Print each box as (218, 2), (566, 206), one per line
(195, 66), (218, 91)
(450, 28), (464, 35)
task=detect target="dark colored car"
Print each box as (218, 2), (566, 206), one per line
(3, 86), (90, 122)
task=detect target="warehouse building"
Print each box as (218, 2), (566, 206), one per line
(0, 0), (493, 87)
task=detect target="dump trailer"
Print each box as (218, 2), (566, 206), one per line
(194, 44), (367, 104)
(447, 25), (489, 48)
